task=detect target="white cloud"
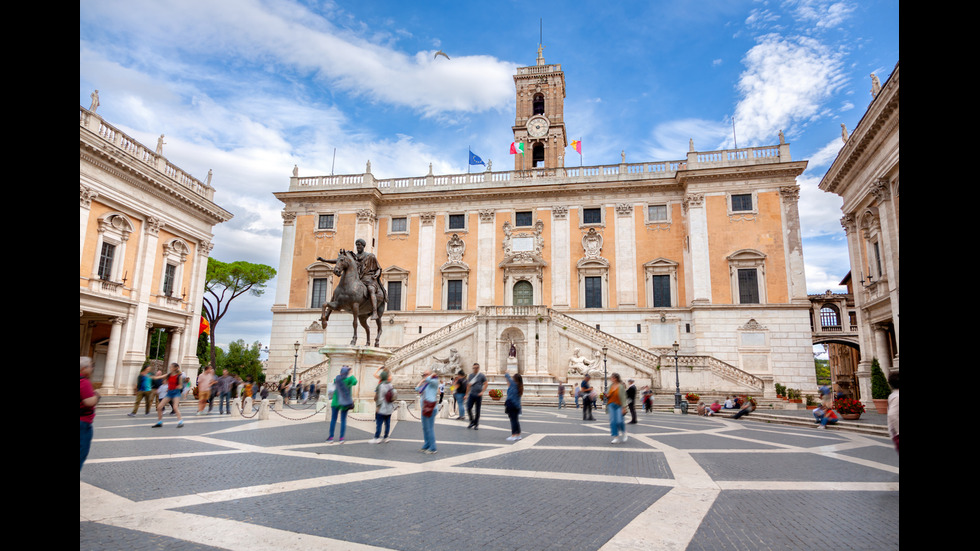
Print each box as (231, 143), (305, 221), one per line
(728, 34), (847, 147)
(788, 0), (857, 29)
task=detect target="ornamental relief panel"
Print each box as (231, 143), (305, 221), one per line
(501, 219), (545, 263)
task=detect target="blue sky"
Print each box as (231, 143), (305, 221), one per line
(80, 0), (899, 355)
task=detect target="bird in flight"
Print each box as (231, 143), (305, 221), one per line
(434, 50), (450, 60)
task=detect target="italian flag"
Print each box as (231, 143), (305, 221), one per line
(510, 142), (524, 155)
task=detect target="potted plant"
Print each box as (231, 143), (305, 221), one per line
(775, 383), (786, 399)
(488, 388), (503, 401)
(805, 394), (817, 409)
(870, 358), (890, 414)
(787, 388), (802, 403)
(685, 392), (700, 402)
(834, 397), (865, 420)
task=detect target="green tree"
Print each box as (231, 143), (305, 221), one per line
(202, 258), (276, 370)
(217, 339), (264, 383)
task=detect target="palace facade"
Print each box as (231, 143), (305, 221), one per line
(80, 104), (233, 393)
(268, 49), (816, 398)
(818, 62), (899, 402)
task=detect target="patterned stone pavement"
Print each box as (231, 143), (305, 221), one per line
(80, 402), (899, 550)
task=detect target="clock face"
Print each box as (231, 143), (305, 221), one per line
(526, 116), (549, 138)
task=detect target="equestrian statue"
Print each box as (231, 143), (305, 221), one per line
(316, 238), (387, 347)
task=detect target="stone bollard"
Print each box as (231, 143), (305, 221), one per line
(439, 400), (451, 419)
(258, 399), (270, 420)
(315, 395), (329, 415)
(274, 395), (284, 412)
(243, 397), (253, 414)
(396, 400), (409, 421)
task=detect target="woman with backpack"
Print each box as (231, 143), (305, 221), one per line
(372, 370), (397, 443)
(327, 366), (357, 444)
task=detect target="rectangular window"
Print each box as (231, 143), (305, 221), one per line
(391, 217), (407, 232)
(652, 274), (671, 307)
(447, 279), (463, 310)
(731, 194), (753, 212)
(387, 281), (402, 311)
(311, 278), (329, 308)
(873, 242), (882, 276)
(98, 242), (115, 280)
(448, 214), (466, 230)
(317, 214), (334, 230)
(585, 276), (602, 308)
(737, 268), (760, 304)
(648, 204), (667, 222)
(582, 207), (602, 225)
(515, 211), (533, 227)
(162, 264), (176, 296)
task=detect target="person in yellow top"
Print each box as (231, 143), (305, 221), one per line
(607, 373), (628, 444)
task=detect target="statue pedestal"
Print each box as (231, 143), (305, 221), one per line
(318, 345), (393, 406)
(505, 357), (519, 375)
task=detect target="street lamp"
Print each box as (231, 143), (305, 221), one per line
(672, 340), (681, 409)
(292, 341), (300, 388)
(602, 345), (608, 395)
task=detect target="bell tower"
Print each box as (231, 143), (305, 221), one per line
(512, 44), (568, 170)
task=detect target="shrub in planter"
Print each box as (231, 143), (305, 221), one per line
(870, 358), (890, 413)
(834, 397), (865, 415)
(488, 389), (503, 400)
(685, 393), (700, 402)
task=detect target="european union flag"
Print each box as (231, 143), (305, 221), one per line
(469, 149), (485, 166)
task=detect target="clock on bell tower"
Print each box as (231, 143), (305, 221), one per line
(512, 44), (568, 170)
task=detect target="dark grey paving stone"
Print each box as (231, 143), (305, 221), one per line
(649, 433), (782, 450)
(833, 444), (900, 467)
(458, 448), (673, 479)
(80, 521), (227, 551)
(690, 452), (900, 483)
(726, 427), (849, 448)
(80, 452), (385, 502)
(173, 472), (671, 551)
(687, 490), (899, 550)
(88, 437), (237, 460)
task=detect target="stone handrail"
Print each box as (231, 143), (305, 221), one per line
(384, 314), (480, 368)
(548, 309), (661, 377)
(80, 107), (215, 201)
(664, 354), (765, 392)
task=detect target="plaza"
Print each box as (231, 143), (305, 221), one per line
(80, 401), (898, 550)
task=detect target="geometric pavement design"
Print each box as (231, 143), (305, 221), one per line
(81, 403), (899, 550)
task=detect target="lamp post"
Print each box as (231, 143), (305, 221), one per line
(602, 345), (609, 396)
(672, 341), (681, 409)
(292, 341), (300, 387)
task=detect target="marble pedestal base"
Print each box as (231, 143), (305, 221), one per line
(318, 345), (393, 407)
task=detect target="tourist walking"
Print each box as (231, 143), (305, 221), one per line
(887, 372), (899, 454)
(626, 378), (637, 423)
(453, 370), (467, 420)
(327, 366), (357, 444)
(128, 366), (154, 417)
(580, 375), (596, 421)
(215, 369), (234, 415)
(607, 373), (628, 443)
(372, 370), (397, 443)
(80, 356), (100, 471)
(574, 383), (581, 409)
(557, 382), (565, 409)
(197, 365), (216, 415)
(505, 373), (524, 441)
(417, 370), (439, 454)
(466, 363), (487, 430)
(642, 386), (653, 413)
(153, 363), (185, 428)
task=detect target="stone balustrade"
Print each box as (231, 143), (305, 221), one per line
(80, 106), (215, 201)
(289, 143), (791, 193)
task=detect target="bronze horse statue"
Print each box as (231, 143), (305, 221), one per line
(317, 249), (386, 347)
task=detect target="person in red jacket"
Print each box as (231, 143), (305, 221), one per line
(80, 357), (100, 471)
